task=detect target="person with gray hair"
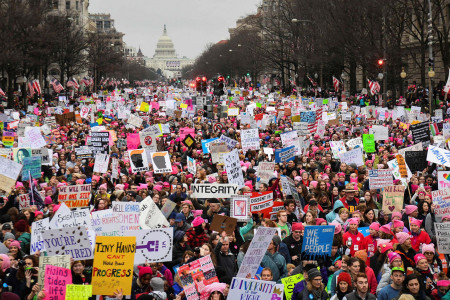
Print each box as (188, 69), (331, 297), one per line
(214, 232), (236, 280)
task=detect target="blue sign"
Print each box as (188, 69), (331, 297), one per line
(300, 111), (316, 124)
(201, 138), (219, 154)
(274, 145), (296, 163)
(301, 225), (334, 258)
(358, 227), (370, 237)
(22, 157), (42, 181)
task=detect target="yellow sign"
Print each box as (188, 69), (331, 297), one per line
(180, 103), (188, 109)
(91, 236), (136, 296)
(66, 285), (92, 299)
(140, 102), (150, 112)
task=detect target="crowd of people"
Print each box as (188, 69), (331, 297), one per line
(0, 83), (449, 300)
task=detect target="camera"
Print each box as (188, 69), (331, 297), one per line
(194, 247), (200, 254)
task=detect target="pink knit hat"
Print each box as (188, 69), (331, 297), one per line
(115, 184), (125, 190)
(76, 179), (85, 185)
(92, 175), (100, 183)
(380, 243), (393, 254)
(192, 216), (205, 227)
(388, 252), (401, 264)
(396, 232), (410, 244)
(348, 218), (359, 225)
(421, 243), (435, 254)
(153, 185), (163, 192)
(369, 222), (380, 231)
(15, 182), (24, 188)
(379, 225), (391, 235)
(393, 220), (404, 228)
(10, 240), (21, 249)
(204, 282), (227, 296)
(330, 221), (342, 234)
(410, 218), (422, 227)
(404, 205), (418, 215)
(392, 212), (402, 219)
(414, 253), (427, 265)
(99, 183), (107, 190)
(44, 196), (53, 205)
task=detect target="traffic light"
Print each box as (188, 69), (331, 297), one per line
(428, 57), (434, 67)
(202, 76), (207, 92)
(377, 59), (384, 67)
(214, 76), (225, 96)
(195, 76), (201, 91)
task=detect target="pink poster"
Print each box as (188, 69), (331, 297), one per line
(127, 133), (140, 150)
(44, 265), (72, 300)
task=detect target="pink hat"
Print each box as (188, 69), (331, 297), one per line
(99, 183), (107, 190)
(392, 212), (402, 219)
(315, 218), (327, 225)
(388, 252), (401, 264)
(163, 182), (170, 187)
(421, 243), (435, 254)
(414, 253), (427, 265)
(192, 216), (205, 227)
(10, 240), (21, 249)
(442, 214), (450, 221)
(0, 254), (10, 272)
(44, 196), (53, 205)
(348, 218), (359, 225)
(294, 176), (301, 181)
(193, 210), (203, 218)
(393, 220), (404, 228)
(144, 172), (152, 177)
(76, 179), (85, 185)
(40, 183), (48, 188)
(56, 183), (66, 188)
(181, 200), (193, 207)
(437, 280), (450, 287)
(34, 211), (43, 217)
(310, 181), (318, 189)
(208, 176), (217, 183)
(137, 184), (148, 191)
(92, 175), (100, 183)
(380, 243), (393, 254)
(404, 205), (418, 215)
(53, 204), (61, 212)
(369, 222), (380, 231)
(396, 232), (410, 244)
(377, 239), (390, 248)
(411, 185), (419, 194)
(204, 282), (227, 296)
(330, 221), (342, 234)
(115, 184), (125, 190)
(153, 185), (163, 192)
(15, 182), (24, 188)
(410, 218), (422, 227)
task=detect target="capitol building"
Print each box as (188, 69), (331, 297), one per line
(145, 25), (194, 79)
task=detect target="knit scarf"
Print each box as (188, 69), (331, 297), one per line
(311, 288), (323, 300)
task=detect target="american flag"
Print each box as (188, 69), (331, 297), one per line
(28, 81), (35, 97)
(307, 74), (318, 87)
(67, 78), (79, 89)
(32, 80), (41, 95)
(50, 79), (64, 93)
(0, 88), (5, 97)
(89, 78), (94, 86)
(80, 77), (90, 86)
(332, 76), (342, 92)
(262, 74), (270, 85)
(307, 106), (323, 134)
(368, 79), (380, 95)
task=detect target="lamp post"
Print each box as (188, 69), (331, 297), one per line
(428, 68), (435, 113)
(400, 67), (406, 98)
(427, 0), (434, 114)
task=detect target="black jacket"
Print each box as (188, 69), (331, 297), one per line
(214, 241), (237, 279)
(282, 235), (302, 266)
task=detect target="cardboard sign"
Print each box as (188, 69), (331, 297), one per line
(128, 149), (150, 173)
(190, 184), (240, 198)
(38, 255), (71, 287)
(150, 151), (172, 173)
(410, 121), (430, 147)
(382, 185), (405, 214)
(44, 265), (72, 300)
(281, 274), (304, 300)
(210, 215), (237, 235)
(224, 149), (244, 186)
(236, 227), (277, 279)
(301, 226), (334, 258)
(431, 189), (450, 218)
(396, 154), (408, 178)
(0, 156), (22, 195)
(57, 184), (91, 208)
(55, 112), (75, 125)
(42, 227), (93, 260)
(92, 236), (136, 296)
(124, 228), (173, 264)
(228, 278), (276, 300)
(363, 134), (375, 153)
(368, 169), (394, 189)
(435, 223), (450, 254)
(404, 150), (428, 173)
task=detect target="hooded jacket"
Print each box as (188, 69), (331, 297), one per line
(326, 200), (344, 223)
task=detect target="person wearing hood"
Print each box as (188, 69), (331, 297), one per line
(260, 235), (288, 283)
(131, 266), (152, 300)
(326, 200), (345, 223)
(171, 231), (192, 269)
(147, 277), (167, 300)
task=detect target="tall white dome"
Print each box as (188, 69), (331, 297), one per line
(153, 25), (177, 58)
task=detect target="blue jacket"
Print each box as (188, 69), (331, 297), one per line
(326, 200), (344, 223)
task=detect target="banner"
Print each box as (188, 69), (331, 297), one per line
(38, 255), (71, 287)
(190, 184), (240, 198)
(404, 150), (428, 173)
(301, 226), (334, 258)
(368, 169), (393, 189)
(431, 189), (450, 218)
(363, 134), (375, 153)
(42, 227), (93, 260)
(236, 227), (277, 279)
(241, 128), (260, 152)
(57, 184), (91, 208)
(150, 151), (172, 173)
(22, 156), (41, 181)
(124, 228), (173, 264)
(339, 147), (364, 167)
(139, 196), (170, 228)
(382, 185), (405, 214)
(258, 162), (275, 184)
(128, 149), (150, 173)
(274, 146), (295, 163)
(411, 121), (430, 147)
(435, 223), (450, 254)
(281, 274), (304, 300)
(92, 236), (136, 296)
(178, 255), (219, 300)
(224, 149), (245, 186)
(91, 132), (110, 154)
(44, 265), (72, 300)
(228, 278), (276, 300)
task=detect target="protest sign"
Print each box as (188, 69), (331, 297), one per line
(293, 122), (309, 136)
(346, 137), (363, 149)
(241, 128), (260, 152)
(178, 256), (219, 300)
(111, 201), (140, 231)
(18, 193), (30, 210)
(210, 215), (237, 235)
(339, 147), (364, 167)
(404, 150), (428, 173)
(382, 185), (405, 214)
(219, 134), (238, 151)
(411, 121), (430, 147)
(44, 265), (72, 300)
(42, 226), (93, 259)
(427, 145), (450, 167)
(128, 149), (150, 172)
(301, 225), (334, 258)
(281, 274), (304, 300)
(224, 149), (245, 186)
(57, 184), (91, 208)
(274, 146), (295, 163)
(330, 141), (346, 158)
(93, 153), (109, 173)
(387, 157), (413, 187)
(438, 171), (450, 190)
(92, 236), (136, 296)
(139, 196), (170, 228)
(161, 199), (177, 218)
(300, 111), (316, 123)
(31, 148), (51, 165)
(210, 142), (228, 165)
(2, 131), (14, 147)
(228, 278), (276, 300)
(91, 209), (121, 236)
(38, 255), (71, 287)
(75, 146), (93, 160)
(123, 228), (173, 264)
(201, 138), (219, 154)
(281, 131), (300, 154)
(230, 196), (250, 222)
(0, 156), (22, 195)
(368, 169), (394, 189)
(396, 154), (408, 178)
(55, 112), (75, 125)
(139, 131), (157, 151)
(51, 207), (91, 230)
(23, 127), (47, 148)
(237, 227), (278, 279)
(30, 218), (50, 254)
(363, 134), (375, 153)
(431, 189), (450, 218)
(435, 223), (450, 254)
(21, 156), (41, 181)
(66, 285), (92, 300)
(127, 113), (143, 128)
(248, 191), (274, 213)
(190, 184), (240, 198)
(150, 151), (172, 173)
(258, 162), (275, 183)
(187, 156), (196, 175)
(369, 125), (389, 141)
(398, 142), (423, 157)
(90, 132), (109, 154)
(179, 127), (196, 140)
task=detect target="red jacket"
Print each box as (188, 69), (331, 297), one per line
(410, 230), (431, 252)
(343, 230), (365, 256)
(364, 235), (378, 267)
(366, 266), (378, 295)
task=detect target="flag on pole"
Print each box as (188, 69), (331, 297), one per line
(27, 81), (35, 97)
(368, 79), (380, 95)
(67, 78), (80, 89)
(0, 88), (5, 97)
(307, 74), (318, 87)
(332, 76), (342, 92)
(444, 69), (450, 93)
(28, 173), (44, 211)
(32, 80), (42, 95)
(50, 79), (64, 93)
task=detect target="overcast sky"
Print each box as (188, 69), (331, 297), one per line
(89, 0), (261, 59)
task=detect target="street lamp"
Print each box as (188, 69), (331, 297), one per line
(400, 68), (407, 79)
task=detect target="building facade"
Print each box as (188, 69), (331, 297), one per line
(89, 13), (125, 53)
(144, 25), (194, 78)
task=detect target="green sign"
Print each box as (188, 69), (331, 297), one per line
(363, 134), (376, 153)
(281, 273), (304, 300)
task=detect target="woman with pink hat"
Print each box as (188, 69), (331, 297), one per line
(409, 218), (431, 252)
(414, 253), (438, 295)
